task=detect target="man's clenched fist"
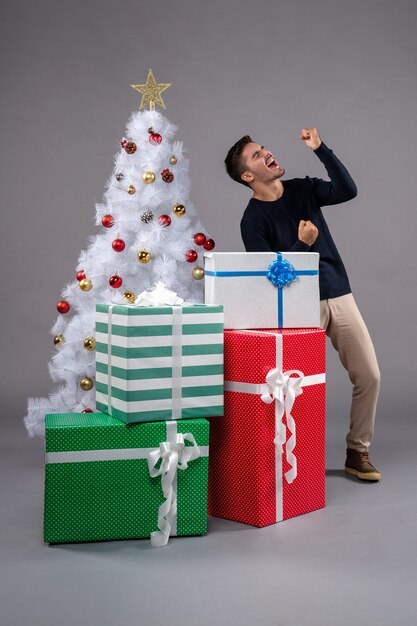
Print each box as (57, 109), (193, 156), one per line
(298, 220), (319, 246)
(300, 128), (322, 150)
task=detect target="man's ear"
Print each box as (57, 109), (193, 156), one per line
(241, 171), (254, 184)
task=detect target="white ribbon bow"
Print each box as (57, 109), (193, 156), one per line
(260, 368), (304, 484)
(147, 432), (201, 547)
(135, 281), (184, 306)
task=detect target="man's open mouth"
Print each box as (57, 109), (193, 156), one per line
(266, 156), (279, 169)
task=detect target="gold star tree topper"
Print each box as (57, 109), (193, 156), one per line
(131, 69), (172, 111)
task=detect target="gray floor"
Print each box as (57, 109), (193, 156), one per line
(1, 408), (416, 626)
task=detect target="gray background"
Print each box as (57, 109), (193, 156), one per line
(1, 1), (417, 625)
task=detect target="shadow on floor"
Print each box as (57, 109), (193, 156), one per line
(326, 468), (358, 481)
(327, 469), (347, 478)
(326, 468), (380, 484)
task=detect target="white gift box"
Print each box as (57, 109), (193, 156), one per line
(204, 252), (320, 329)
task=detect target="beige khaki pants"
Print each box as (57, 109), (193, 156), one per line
(320, 293), (380, 452)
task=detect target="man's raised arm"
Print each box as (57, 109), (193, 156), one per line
(300, 127), (358, 206)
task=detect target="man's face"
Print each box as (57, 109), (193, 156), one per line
(240, 142), (285, 186)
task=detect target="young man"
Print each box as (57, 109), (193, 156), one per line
(225, 128), (381, 481)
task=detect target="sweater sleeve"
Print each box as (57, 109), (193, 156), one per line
(310, 142), (357, 206)
(240, 218), (311, 252)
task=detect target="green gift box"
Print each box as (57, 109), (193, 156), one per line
(44, 413), (209, 546)
(95, 303), (224, 423)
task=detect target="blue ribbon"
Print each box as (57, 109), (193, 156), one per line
(205, 253), (318, 327)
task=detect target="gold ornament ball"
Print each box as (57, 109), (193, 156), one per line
(83, 337), (96, 351)
(192, 266), (205, 280)
(169, 155), (177, 165)
(123, 290), (136, 303)
(173, 203), (186, 216)
(53, 334), (64, 346)
(80, 377), (94, 391)
(138, 250), (151, 263)
(79, 278), (93, 292)
(127, 184), (136, 195)
(142, 171), (155, 184)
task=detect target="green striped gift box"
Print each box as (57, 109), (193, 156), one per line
(44, 413), (209, 544)
(95, 303), (224, 424)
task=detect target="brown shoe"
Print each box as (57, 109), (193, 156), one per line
(345, 449), (381, 481)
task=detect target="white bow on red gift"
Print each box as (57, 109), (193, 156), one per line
(260, 367), (304, 485)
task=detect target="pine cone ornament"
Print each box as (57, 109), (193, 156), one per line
(161, 168), (174, 183)
(140, 210), (154, 224)
(125, 141), (137, 155)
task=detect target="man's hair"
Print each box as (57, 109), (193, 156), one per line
(225, 135), (253, 187)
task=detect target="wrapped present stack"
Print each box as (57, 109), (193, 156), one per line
(44, 283), (224, 547)
(204, 251), (326, 527)
(44, 248), (326, 546)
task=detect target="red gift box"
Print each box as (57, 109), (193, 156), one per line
(208, 328), (326, 527)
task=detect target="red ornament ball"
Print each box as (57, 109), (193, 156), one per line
(57, 300), (70, 314)
(76, 270), (86, 281)
(112, 238), (125, 252)
(148, 127), (162, 145)
(203, 238), (215, 250)
(101, 214), (114, 228)
(109, 274), (123, 289)
(193, 232), (206, 246)
(82, 408), (93, 413)
(158, 214), (171, 227)
(185, 249), (198, 263)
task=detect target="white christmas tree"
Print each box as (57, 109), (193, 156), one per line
(25, 70), (215, 437)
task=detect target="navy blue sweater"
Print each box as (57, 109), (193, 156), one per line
(240, 142), (357, 300)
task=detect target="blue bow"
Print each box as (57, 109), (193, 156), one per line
(266, 258), (297, 288)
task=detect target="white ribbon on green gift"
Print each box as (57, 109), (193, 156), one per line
(224, 331), (325, 523)
(106, 304), (185, 419)
(45, 420), (208, 547)
(147, 421), (202, 547)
